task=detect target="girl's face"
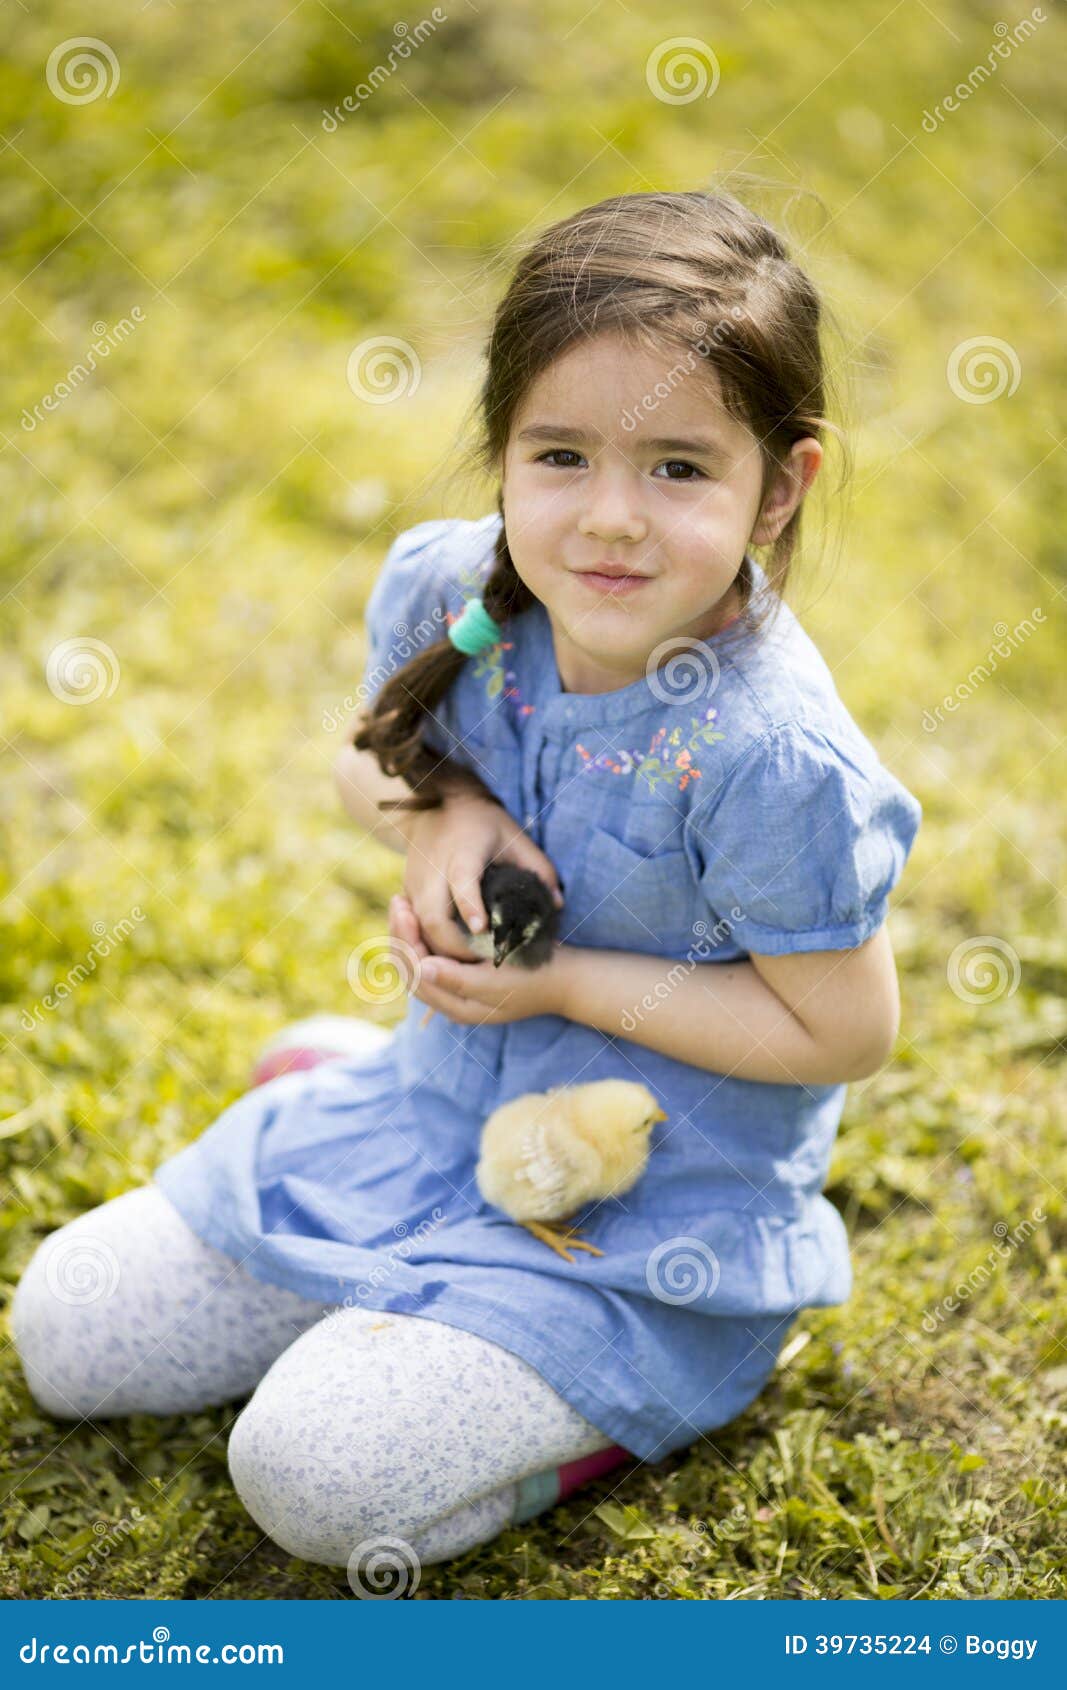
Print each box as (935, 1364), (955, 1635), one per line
(500, 330), (821, 694)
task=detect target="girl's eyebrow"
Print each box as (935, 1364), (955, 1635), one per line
(516, 423), (733, 464)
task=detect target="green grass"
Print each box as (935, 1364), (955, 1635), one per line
(2, 0), (1065, 1598)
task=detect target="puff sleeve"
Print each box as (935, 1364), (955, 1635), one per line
(684, 722), (922, 956)
(358, 520), (462, 754)
(359, 521), (456, 702)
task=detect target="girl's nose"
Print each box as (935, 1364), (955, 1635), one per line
(577, 466), (648, 544)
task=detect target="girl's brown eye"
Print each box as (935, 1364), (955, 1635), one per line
(658, 460), (702, 480)
(538, 449), (583, 468)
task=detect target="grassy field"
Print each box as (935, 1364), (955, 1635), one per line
(1, 0), (1064, 1599)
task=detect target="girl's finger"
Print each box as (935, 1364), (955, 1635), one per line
(421, 957), (509, 1005)
(411, 867), (480, 960)
(418, 957), (468, 996)
(448, 855), (490, 934)
(390, 894), (428, 959)
(392, 892), (421, 946)
(411, 971), (488, 1025)
(420, 867), (460, 938)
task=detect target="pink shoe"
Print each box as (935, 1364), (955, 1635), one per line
(249, 1014), (394, 1088)
(512, 1443), (636, 1523)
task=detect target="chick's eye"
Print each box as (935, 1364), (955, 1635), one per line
(655, 459), (705, 481)
(536, 449), (585, 469)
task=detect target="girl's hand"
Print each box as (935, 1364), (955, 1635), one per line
(389, 892), (576, 1024)
(399, 791), (565, 963)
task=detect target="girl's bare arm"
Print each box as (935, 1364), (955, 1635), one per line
(333, 730), (494, 853)
(553, 925), (900, 1086)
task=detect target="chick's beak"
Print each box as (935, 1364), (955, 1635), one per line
(650, 1106), (668, 1123)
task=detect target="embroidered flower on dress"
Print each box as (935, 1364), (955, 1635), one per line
(446, 579), (723, 764)
(444, 607), (536, 723)
(576, 704), (725, 793)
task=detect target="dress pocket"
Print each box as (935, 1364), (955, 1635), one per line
(563, 826), (704, 955)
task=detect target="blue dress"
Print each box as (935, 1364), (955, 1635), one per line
(153, 514), (922, 1462)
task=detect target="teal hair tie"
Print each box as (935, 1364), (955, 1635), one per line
(447, 597), (502, 655)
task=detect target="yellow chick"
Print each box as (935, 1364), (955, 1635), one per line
(475, 1080), (668, 1263)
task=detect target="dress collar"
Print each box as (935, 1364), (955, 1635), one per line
(525, 555), (766, 734)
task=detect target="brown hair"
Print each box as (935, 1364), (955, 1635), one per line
(354, 186), (838, 815)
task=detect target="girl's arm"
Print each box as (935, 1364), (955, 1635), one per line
(333, 735), (495, 853)
(338, 728), (566, 956)
(553, 925), (900, 1087)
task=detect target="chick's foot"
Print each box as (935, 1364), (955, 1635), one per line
(521, 1220), (604, 1262)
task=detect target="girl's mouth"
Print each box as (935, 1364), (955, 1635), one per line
(574, 571), (651, 595)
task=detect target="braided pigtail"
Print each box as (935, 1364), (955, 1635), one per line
(351, 498), (535, 814)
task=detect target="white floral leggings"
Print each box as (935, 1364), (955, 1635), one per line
(8, 1182), (621, 1573)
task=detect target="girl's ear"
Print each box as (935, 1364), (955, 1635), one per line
(750, 437), (822, 547)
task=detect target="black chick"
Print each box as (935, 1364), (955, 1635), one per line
(418, 862), (560, 1029)
(450, 860), (560, 968)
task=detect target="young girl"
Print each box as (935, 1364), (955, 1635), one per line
(11, 188), (921, 1582)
